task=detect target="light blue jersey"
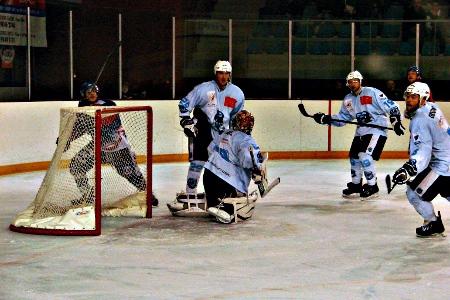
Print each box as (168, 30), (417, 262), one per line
(178, 80), (245, 138)
(333, 86), (401, 136)
(205, 130), (262, 194)
(409, 103), (450, 176)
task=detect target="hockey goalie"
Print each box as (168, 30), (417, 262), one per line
(167, 110), (279, 223)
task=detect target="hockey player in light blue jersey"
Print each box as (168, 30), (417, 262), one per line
(168, 60), (245, 215)
(313, 70), (405, 199)
(392, 82), (450, 237)
(204, 110), (263, 224)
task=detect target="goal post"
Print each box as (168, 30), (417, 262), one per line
(10, 105), (153, 236)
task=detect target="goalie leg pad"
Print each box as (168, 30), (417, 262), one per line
(167, 191), (208, 217)
(208, 192), (258, 224)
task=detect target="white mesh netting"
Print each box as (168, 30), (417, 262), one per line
(11, 106), (151, 234)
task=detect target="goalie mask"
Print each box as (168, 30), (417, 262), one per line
(80, 81), (99, 97)
(232, 110), (254, 135)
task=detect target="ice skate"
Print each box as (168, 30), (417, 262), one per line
(151, 193), (159, 207)
(416, 211), (446, 238)
(207, 207), (233, 224)
(360, 183), (379, 200)
(342, 181), (362, 198)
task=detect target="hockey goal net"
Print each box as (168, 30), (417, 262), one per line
(10, 106), (153, 236)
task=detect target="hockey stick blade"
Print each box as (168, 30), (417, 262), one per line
(259, 177), (280, 198)
(298, 103), (314, 118)
(385, 174), (392, 194)
(385, 174), (397, 194)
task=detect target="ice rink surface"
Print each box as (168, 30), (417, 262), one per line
(1, 159), (450, 299)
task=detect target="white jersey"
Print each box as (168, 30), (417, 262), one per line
(333, 86), (401, 137)
(408, 103), (450, 176)
(179, 80), (245, 138)
(205, 130), (262, 194)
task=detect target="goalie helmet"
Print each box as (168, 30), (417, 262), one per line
(404, 82), (430, 101)
(80, 81), (99, 97)
(407, 65), (422, 80)
(345, 70), (363, 86)
(214, 60), (232, 74)
(232, 110), (254, 135)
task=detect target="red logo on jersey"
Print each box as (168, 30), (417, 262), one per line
(224, 96), (237, 108)
(360, 95), (372, 105)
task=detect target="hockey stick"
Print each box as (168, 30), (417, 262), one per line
(94, 41), (123, 85)
(249, 146), (280, 198)
(385, 174), (397, 194)
(298, 103), (394, 131)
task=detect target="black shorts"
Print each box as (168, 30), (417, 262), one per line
(408, 167), (450, 202)
(349, 134), (387, 161)
(203, 168), (238, 213)
(189, 108), (213, 162)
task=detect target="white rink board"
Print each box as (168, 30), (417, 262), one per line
(0, 100), (449, 166)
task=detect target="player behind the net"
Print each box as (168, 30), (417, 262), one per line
(392, 82), (450, 237)
(313, 70), (405, 199)
(167, 60), (245, 215)
(64, 81), (158, 207)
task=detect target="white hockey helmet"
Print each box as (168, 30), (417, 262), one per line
(346, 70), (363, 86)
(214, 60), (232, 74)
(404, 82), (430, 101)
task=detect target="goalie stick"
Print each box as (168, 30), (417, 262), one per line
(298, 103), (394, 131)
(249, 146), (280, 198)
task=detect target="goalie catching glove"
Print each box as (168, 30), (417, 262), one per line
(393, 160), (417, 185)
(313, 113), (331, 125)
(180, 117), (198, 138)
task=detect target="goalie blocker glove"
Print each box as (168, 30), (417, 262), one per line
(393, 160), (417, 184)
(180, 117), (198, 138)
(389, 109), (405, 136)
(313, 113), (331, 125)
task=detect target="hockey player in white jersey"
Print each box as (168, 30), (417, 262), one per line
(313, 71), (405, 199)
(168, 60), (245, 215)
(204, 110), (263, 224)
(392, 82), (450, 237)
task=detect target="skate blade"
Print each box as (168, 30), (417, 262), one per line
(360, 192), (379, 201)
(416, 232), (446, 238)
(342, 194), (360, 199)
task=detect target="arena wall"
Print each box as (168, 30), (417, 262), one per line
(1, 100), (449, 175)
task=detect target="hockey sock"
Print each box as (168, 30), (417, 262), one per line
(186, 160), (205, 194)
(349, 158), (363, 184)
(407, 186), (437, 222)
(358, 152), (377, 186)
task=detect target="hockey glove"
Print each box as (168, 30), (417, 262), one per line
(389, 114), (405, 136)
(393, 160), (417, 185)
(180, 117), (198, 138)
(313, 113), (331, 125)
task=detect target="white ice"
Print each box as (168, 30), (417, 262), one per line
(1, 159), (450, 299)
